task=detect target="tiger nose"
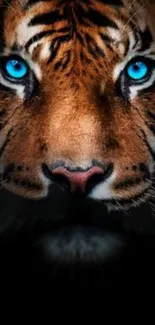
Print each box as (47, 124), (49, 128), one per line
(50, 165), (111, 193)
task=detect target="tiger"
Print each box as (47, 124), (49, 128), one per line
(1, 0), (155, 287)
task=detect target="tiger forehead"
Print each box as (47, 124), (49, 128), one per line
(3, 0), (131, 59)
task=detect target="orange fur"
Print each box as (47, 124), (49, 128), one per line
(0, 0), (154, 205)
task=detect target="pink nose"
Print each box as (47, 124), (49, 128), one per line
(52, 166), (105, 192)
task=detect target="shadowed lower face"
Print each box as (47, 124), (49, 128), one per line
(0, 0), (155, 264)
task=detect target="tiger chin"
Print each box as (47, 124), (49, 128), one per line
(1, 0), (155, 287)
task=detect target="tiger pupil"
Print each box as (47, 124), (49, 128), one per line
(13, 62), (21, 70)
(133, 63), (140, 70)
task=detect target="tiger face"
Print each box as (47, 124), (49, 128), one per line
(0, 0), (155, 265)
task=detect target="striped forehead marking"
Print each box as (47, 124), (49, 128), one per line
(12, 0), (127, 61)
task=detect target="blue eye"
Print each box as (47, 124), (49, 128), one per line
(127, 60), (148, 80)
(5, 58), (28, 79)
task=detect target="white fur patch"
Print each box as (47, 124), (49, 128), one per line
(40, 42), (51, 60)
(17, 17), (51, 60)
(129, 70), (155, 100)
(17, 19), (42, 48)
(0, 73), (25, 99)
(88, 170), (117, 201)
(107, 27), (122, 43)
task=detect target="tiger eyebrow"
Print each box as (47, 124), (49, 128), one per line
(25, 27), (70, 52)
(28, 10), (63, 26)
(74, 4), (118, 29)
(25, 30), (55, 52)
(123, 26), (153, 57)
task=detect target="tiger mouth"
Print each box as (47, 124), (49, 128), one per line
(0, 184), (153, 266)
(23, 193), (151, 264)
(26, 197), (125, 263)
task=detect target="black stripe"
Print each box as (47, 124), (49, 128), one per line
(100, 33), (113, 51)
(139, 163), (149, 174)
(88, 44), (105, 59)
(54, 50), (71, 71)
(123, 38), (130, 57)
(28, 10), (63, 26)
(3, 174), (42, 190)
(76, 33), (85, 45)
(137, 28), (153, 53)
(79, 0), (90, 4)
(139, 82), (155, 97)
(2, 163), (15, 181)
(0, 84), (16, 95)
(75, 4), (118, 28)
(73, 4), (89, 26)
(26, 27), (71, 51)
(57, 27), (71, 34)
(114, 177), (147, 190)
(84, 7), (118, 28)
(48, 42), (61, 63)
(63, 6), (77, 33)
(61, 51), (71, 70)
(80, 51), (93, 64)
(48, 34), (72, 63)
(25, 30), (55, 51)
(131, 31), (140, 51)
(141, 129), (155, 160)
(97, 0), (123, 6)
(53, 60), (62, 71)
(0, 109), (6, 117)
(12, 178), (41, 190)
(147, 111), (155, 120)
(0, 121), (7, 131)
(0, 128), (13, 157)
(148, 124), (155, 136)
(85, 33), (105, 58)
